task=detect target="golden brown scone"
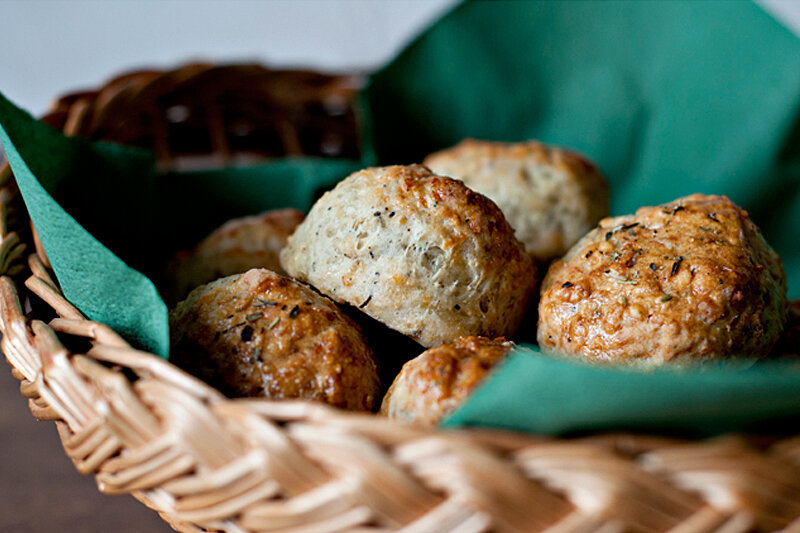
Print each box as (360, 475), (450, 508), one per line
(380, 336), (513, 425)
(280, 164), (537, 348)
(165, 208), (304, 302)
(770, 300), (800, 359)
(169, 268), (379, 411)
(538, 194), (787, 366)
(424, 139), (609, 262)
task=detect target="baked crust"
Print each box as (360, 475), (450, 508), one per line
(165, 208), (304, 302)
(169, 268), (379, 411)
(538, 194), (787, 365)
(380, 336), (513, 425)
(425, 139), (609, 262)
(280, 164), (537, 347)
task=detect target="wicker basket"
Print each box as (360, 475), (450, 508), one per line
(2, 63), (800, 533)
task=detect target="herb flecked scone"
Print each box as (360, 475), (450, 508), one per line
(169, 268), (379, 411)
(165, 208), (304, 303)
(279, 164), (537, 348)
(538, 194), (788, 366)
(424, 139), (609, 262)
(380, 336), (513, 425)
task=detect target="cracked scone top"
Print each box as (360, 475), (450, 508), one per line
(280, 165), (537, 347)
(425, 139), (609, 262)
(169, 268), (379, 411)
(538, 194), (787, 366)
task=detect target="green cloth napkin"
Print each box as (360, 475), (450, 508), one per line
(445, 345), (800, 437)
(0, 92), (169, 356)
(0, 92), (363, 356)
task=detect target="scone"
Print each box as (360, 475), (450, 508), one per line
(424, 139), (609, 262)
(165, 208), (304, 302)
(538, 194), (787, 366)
(280, 164), (537, 348)
(169, 268), (379, 411)
(380, 336), (513, 425)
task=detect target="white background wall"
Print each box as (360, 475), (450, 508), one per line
(0, 0), (797, 117)
(0, 0), (458, 116)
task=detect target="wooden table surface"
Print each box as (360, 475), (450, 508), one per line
(0, 361), (172, 533)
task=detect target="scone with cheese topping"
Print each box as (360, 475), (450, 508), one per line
(538, 194), (787, 366)
(381, 336), (513, 425)
(169, 268), (379, 410)
(165, 208), (304, 302)
(425, 139), (608, 262)
(280, 164), (537, 348)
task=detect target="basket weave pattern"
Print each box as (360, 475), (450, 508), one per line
(1, 65), (800, 533)
(38, 63), (363, 171)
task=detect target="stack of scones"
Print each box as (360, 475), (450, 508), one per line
(166, 139), (792, 425)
